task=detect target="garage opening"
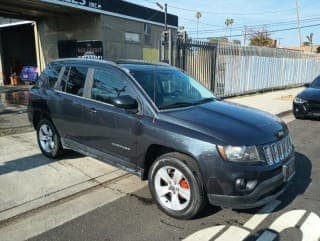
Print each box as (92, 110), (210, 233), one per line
(0, 21), (37, 85)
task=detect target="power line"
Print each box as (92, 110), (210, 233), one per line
(187, 16), (320, 33)
(189, 22), (320, 35)
(168, 5), (297, 16)
(130, 0), (314, 16)
(179, 16), (222, 28)
(192, 23), (320, 39)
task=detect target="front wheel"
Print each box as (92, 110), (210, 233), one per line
(148, 153), (206, 219)
(293, 111), (305, 119)
(37, 119), (63, 158)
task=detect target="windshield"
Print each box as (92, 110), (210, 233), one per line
(130, 69), (215, 109)
(311, 75), (320, 89)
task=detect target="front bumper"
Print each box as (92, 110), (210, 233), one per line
(207, 156), (295, 209)
(293, 102), (320, 117)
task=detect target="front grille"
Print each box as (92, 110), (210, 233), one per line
(263, 135), (293, 165)
(308, 101), (320, 112)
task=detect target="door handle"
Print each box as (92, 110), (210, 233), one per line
(89, 107), (97, 113)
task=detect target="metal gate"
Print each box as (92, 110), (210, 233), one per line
(175, 39), (217, 91)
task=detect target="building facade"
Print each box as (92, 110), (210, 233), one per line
(0, 0), (178, 84)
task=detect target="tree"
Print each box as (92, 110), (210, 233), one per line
(225, 18), (234, 40)
(306, 33), (314, 51)
(195, 11), (202, 39)
(316, 46), (320, 53)
(306, 33), (313, 45)
(248, 28), (274, 47)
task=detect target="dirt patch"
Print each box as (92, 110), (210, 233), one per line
(277, 95), (294, 101)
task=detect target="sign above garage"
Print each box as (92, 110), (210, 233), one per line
(41, 0), (178, 28)
(56, 0), (102, 9)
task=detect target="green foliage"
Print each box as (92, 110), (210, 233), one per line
(249, 30), (274, 47)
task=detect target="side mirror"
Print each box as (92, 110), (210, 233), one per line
(304, 83), (310, 88)
(112, 95), (138, 111)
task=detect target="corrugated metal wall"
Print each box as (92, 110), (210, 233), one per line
(214, 42), (320, 97)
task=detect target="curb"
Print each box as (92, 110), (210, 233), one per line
(0, 126), (34, 137)
(276, 110), (292, 118)
(0, 171), (131, 226)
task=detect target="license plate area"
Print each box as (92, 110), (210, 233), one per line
(282, 159), (295, 182)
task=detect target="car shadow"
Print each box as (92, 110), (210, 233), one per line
(195, 151), (311, 219)
(238, 151), (311, 215)
(276, 152), (312, 209)
(0, 151), (83, 176)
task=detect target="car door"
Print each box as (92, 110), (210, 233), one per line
(82, 66), (141, 166)
(52, 64), (89, 143)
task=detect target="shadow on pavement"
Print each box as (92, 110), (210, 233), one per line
(0, 151), (83, 176)
(277, 152), (312, 208)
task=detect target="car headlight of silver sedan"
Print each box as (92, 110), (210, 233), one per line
(293, 97), (307, 104)
(217, 145), (261, 163)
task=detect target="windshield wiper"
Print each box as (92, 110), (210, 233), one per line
(159, 102), (194, 110)
(192, 97), (215, 105)
(159, 98), (216, 110)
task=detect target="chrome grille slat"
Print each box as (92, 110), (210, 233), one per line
(263, 135), (293, 165)
(278, 141), (284, 160)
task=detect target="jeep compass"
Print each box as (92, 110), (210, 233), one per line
(28, 59), (295, 219)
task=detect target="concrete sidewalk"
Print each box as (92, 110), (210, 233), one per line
(226, 87), (304, 116)
(0, 86), (304, 224)
(0, 133), (129, 223)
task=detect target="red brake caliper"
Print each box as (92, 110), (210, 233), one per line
(179, 178), (189, 189)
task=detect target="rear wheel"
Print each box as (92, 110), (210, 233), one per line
(37, 119), (63, 158)
(148, 152), (206, 219)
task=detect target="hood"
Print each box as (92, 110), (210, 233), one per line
(298, 87), (320, 101)
(160, 100), (287, 146)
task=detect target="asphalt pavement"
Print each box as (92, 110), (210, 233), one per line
(22, 118), (320, 241)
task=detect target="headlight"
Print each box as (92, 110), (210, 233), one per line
(217, 145), (261, 163)
(293, 97), (306, 104)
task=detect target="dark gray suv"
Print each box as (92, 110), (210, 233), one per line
(28, 58), (295, 219)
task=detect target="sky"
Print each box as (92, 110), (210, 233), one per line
(127, 0), (320, 47)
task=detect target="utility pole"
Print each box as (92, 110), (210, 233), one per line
(156, 2), (167, 31)
(164, 3), (167, 31)
(156, 2), (170, 63)
(243, 25), (247, 46)
(295, 0), (302, 50)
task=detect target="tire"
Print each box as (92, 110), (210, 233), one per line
(293, 111), (304, 119)
(148, 152), (206, 219)
(37, 119), (63, 158)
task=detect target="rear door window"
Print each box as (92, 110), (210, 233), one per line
(59, 66), (88, 96)
(65, 66), (88, 96)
